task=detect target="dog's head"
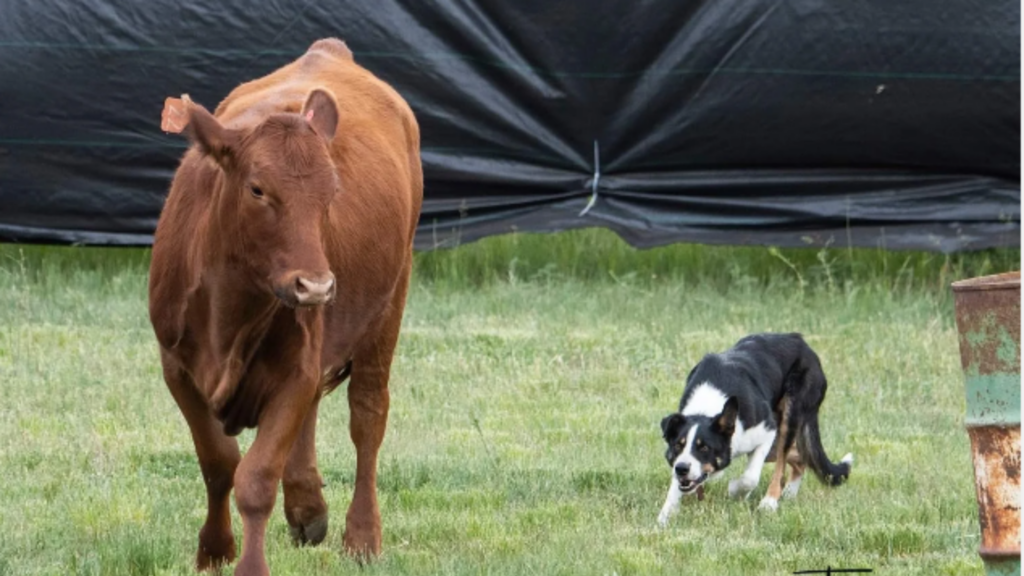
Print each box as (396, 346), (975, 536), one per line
(660, 396), (739, 494)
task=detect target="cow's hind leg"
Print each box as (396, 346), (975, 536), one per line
(162, 358), (241, 571)
(343, 271), (410, 558)
(283, 395), (329, 546)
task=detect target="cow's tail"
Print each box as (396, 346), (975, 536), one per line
(797, 416), (853, 487)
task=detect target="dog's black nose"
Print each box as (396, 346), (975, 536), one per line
(674, 463), (690, 477)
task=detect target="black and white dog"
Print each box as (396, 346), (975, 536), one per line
(657, 333), (852, 525)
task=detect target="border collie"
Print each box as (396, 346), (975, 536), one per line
(657, 333), (852, 525)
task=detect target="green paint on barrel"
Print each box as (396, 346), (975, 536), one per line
(984, 558), (1020, 576)
(965, 374), (1023, 426)
(962, 318), (1020, 377)
(997, 327), (1019, 369)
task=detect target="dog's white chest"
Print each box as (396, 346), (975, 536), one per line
(730, 421), (774, 456)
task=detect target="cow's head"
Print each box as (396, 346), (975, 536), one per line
(170, 91), (341, 307)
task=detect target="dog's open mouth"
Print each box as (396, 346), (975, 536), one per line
(679, 473), (708, 494)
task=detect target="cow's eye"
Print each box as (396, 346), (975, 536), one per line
(250, 185), (264, 198)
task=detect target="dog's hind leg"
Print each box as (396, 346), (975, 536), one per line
(782, 446), (805, 499)
(759, 400), (795, 511)
(657, 477), (683, 527)
(757, 453), (787, 511)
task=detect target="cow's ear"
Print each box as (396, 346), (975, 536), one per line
(302, 88), (339, 143)
(185, 101), (239, 169)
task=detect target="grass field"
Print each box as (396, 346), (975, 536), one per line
(0, 230), (1018, 576)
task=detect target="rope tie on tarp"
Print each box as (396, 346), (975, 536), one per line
(579, 140), (600, 217)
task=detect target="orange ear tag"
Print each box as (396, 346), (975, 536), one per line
(161, 94), (192, 134)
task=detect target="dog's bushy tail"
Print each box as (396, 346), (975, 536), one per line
(798, 417), (853, 487)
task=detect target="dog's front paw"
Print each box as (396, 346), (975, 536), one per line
(728, 478), (754, 499)
(757, 496), (779, 512)
(657, 511), (671, 528)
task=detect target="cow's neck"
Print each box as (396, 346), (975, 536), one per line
(199, 266), (281, 412)
(189, 189), (282, 411)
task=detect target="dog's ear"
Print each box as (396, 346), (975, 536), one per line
(661, 413), (685, 441)
(712, 397), (739, 437)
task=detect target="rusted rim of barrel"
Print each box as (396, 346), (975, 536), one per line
(951, 271), (1020, 292)
(979, 547), (1023, 560)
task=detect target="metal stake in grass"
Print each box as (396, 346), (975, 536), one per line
(471, 414), (500, 469)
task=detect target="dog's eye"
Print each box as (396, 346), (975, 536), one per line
(699, 445), (710, 453)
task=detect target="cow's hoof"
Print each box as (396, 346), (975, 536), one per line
(196, 525), (236, 571)
(289, 514), (328, 546)
(343, 528), (382, 561)
(196, 550), (235, 572)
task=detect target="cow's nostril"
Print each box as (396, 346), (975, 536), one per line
(293, 275), (335, 305)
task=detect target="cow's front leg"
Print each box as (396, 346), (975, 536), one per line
(283, 394), (328, 546)
(161, 357), (241, 571)
(233, 381), (317, 576)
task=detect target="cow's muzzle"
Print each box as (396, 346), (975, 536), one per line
(276, 271), (336, 307)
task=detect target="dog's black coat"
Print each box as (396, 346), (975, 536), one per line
(661, 332), (851, 490)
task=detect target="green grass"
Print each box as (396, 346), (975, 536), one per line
(0, 230), (1017, 575)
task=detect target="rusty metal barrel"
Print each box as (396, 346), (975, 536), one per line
(951, 271), (1021, 576)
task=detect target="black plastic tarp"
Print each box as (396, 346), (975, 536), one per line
(0, 1), (1019, 252)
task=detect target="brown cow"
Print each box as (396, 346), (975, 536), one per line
(148, 38), (422, 575)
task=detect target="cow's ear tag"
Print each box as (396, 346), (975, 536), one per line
(161, 95), (192, 134)
(305, 109), (315, 123)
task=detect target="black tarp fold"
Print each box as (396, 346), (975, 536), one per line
(0, 1), (1019, 252)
